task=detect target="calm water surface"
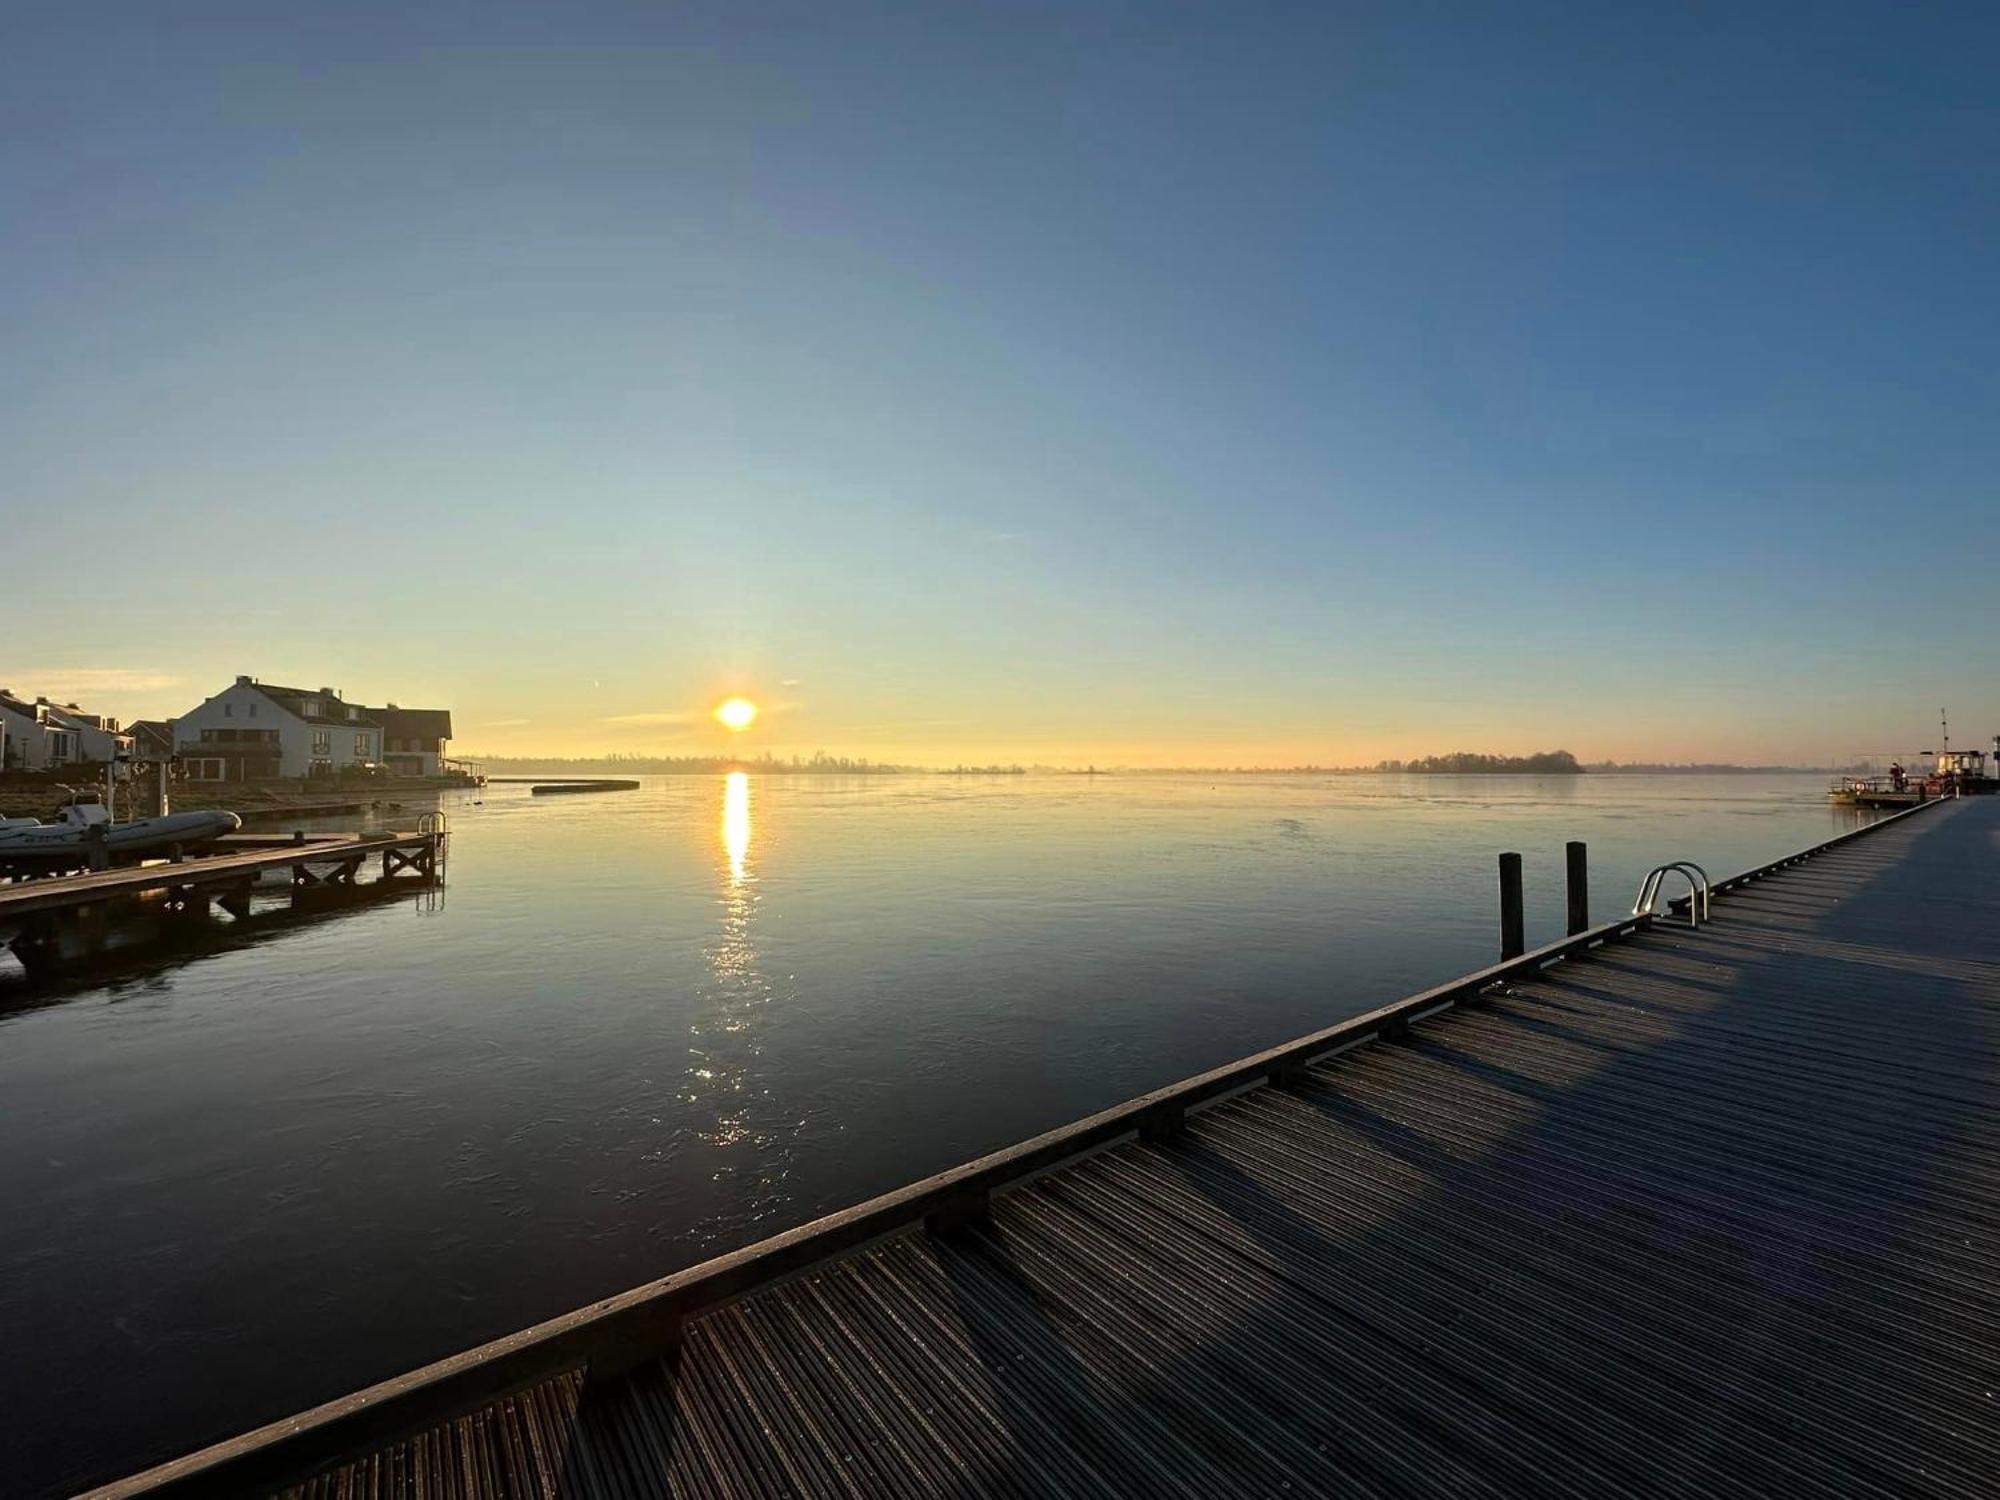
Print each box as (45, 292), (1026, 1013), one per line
(1, 772), (1873, 1493)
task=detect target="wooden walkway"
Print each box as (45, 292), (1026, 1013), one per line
(93, 800), (2000, 1498)
(0, 832), (442, 921)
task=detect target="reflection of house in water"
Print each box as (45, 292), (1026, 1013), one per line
(682, 772), (796, 1239)
(0, 880), (429, 1014)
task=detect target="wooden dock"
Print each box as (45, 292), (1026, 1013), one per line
(1, 831), (444, 970)
(89, 798), (2000, 1498)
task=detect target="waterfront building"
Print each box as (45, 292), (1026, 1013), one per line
(0, 691), (128, 770)
(173, 677), (383, 781)
(367, 705), (455, 778)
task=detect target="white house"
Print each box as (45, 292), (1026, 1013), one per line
(0, 691), (126, 770)
(1, 693), (71, 770)
(43, 703), (130, 765)
(173, 677), (383, 781)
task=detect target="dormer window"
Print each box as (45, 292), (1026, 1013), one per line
(303, 700), (319, 717)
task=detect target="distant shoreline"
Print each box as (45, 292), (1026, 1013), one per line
(462, 758), (1832, 778)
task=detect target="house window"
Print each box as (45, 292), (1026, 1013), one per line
(248, 701), (257, 717)
(312, 730), (331, 754)
(354, 733), (371, 758)
(186, 757), (225, 781)
(224, 703), (233, 717)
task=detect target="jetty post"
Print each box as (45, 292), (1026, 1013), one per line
(1498, 851), (1524, 959)
(1565, 841), (1589, 934)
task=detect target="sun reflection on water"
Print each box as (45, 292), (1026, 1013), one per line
(677, 771), (796, 1240)
(723, 770), (751, 886)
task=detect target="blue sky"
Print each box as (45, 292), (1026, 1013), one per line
(4, 2), (1995, 763)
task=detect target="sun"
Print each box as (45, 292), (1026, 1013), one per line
(714, 696), (758, 731)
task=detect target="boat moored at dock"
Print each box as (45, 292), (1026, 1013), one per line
(0, 802), (242, 870)
(1828, 711), (1998, 806)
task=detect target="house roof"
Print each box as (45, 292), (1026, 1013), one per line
(370, 706), (453, 741)
(0, 694), (112, 732)
(42, 703), (120, 734)
(250, 683), (382, 728)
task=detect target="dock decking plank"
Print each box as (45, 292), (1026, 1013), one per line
(96, 798), (2000, 1498)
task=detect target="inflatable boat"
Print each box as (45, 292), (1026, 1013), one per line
(0, 802), (242, 864)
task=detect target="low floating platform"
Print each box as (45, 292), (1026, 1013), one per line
(1839, 790), (1926, 808)
(528, 780), (640, 795)
(236, 800), (376, 822)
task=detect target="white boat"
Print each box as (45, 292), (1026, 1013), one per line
(0, 802), (242, 863)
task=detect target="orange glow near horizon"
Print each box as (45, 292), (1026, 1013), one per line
(714, 697), (758, 731)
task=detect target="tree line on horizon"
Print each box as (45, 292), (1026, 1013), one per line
(1367, 750), (1584, 775)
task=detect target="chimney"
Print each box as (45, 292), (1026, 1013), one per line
(236, 674), (252, 686)
(319, 687), (336, 698)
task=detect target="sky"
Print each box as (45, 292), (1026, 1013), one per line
(4, 1), (1997, 767)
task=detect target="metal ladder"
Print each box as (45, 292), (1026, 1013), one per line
(1633, 860), (1711, 927)
(418, 811), (450, 881)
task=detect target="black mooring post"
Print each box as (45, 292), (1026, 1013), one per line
(1498, 852), (1525, 960)
(1565, 840), (1589, 935)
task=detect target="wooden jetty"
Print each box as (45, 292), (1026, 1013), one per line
(1, 829), (445, 971)
(89, 798), (2000, 1498)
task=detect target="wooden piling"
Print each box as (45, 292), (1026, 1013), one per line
(1498, 851), (1524, 960)
(1565, 841), (1589, 934)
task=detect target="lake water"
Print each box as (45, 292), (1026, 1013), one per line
(1, 772), (1874, 1494)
